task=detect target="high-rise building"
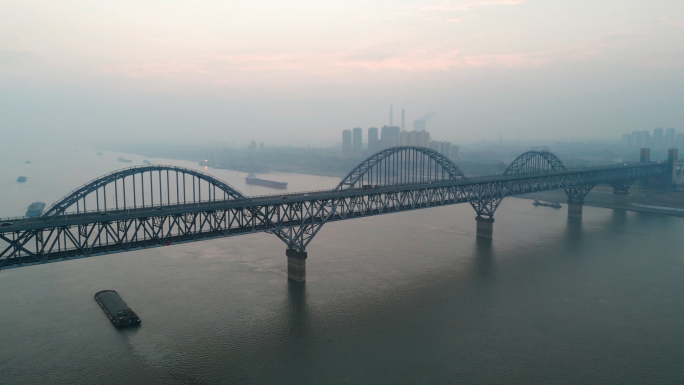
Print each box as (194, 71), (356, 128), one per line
(621, 133), (631, 147)
(429, 140), (452, 156)
(666, 128), (676, 147)
(381, 125), (401, 148)
(260, 142), (264, 150)
(249, 140), (257, 150)
(414, 120), (426, 131)
(654, 127), (664, 148)
(676, 132), (684, 150)
(642, 130), (652, 147)
(631, 130), (642, 148)
(451, 145), (460, 159)
(342, 129), (352, 157)
(400, 130), (430, 147)
(368, 127), (380, 152)
(352, 127), (362, 154)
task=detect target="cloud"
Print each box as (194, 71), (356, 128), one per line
(421, 0), (526, 12)
(659, 17), (684, 27)
(103, 47), (555, 80)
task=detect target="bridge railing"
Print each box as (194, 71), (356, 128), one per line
(0, 160), (663, 223)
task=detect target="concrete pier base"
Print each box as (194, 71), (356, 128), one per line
(286, 249), (307, 282)
(613, 191), (629, 207)
(568, 202), (584, 218)
(475, 216), (494, 239)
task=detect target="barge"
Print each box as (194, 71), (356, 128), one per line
(17, 176), (27, 183)
(94, 290), (141, 327)
(245, 173), (288, 189)
(533, 199), (562, 209)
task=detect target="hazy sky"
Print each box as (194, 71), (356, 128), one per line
(1, 0), (683, 146)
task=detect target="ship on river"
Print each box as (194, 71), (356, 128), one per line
(25, 202), (46, 217)
(117, 157), (132, 163)
(245, 173), (288, 189)
(533, 199), (562, 209)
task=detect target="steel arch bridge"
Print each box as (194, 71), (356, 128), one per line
(42, 165), (246, 218)
(335, 146), (467, 190)
(0, 147), (669, 279)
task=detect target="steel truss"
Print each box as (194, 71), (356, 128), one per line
(0, 163), (663, 270)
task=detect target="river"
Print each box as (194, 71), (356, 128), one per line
(1, 147), (683, 384)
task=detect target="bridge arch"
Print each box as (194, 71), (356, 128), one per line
(504, 151), (566, 176)
(335, 146), (466, 191)
(42, 165), (246, 217)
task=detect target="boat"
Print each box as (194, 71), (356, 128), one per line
(117, 157), (133, 163)
(25, 160), (31, 164)
(94, 290), (141, 328)
(17, 176), (27, 183)
(533, 199), (562, 209)
(245, 173), (288, 189)
(25, 202), (46, 217)
(143, 160), (151, 164)
(96, 152), (103, 156)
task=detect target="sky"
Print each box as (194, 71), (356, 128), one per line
(1, 0), (683, 147)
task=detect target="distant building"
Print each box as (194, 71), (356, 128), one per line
(342, 129), (352, 157)
(413, 120), (426, 132)
(352, 127), (363, 155)
(368, 127), (380, 152)
(675, 132), (684, 151)
(401, 130), (430, 147)
(654, 127), (664, 148)
(260, 142), (265, 150)
(666, 128), (676, 147)
(249, 140), (257, 151)
(381, 125), (401, 148)
(631, 130), (642, 148)
(429, 140), (453, 157)
(451, 145), (460, 159)
(642, 130), (652, 147)
(621, 133), (631, 147)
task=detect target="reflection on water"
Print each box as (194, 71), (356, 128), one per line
(1, 149), (684, 384)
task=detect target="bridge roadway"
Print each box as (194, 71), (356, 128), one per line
(0, 161), (662, 233)
(0, 147), (674, 280)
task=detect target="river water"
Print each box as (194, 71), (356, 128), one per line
(1, 148), (683, 384)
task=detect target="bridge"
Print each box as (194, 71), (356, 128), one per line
(0, 147), (678, 281)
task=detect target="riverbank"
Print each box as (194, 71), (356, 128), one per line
(519, 185), (684, 218)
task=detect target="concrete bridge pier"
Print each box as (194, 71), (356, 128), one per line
(613, 191), (629, 207)
(476, 216), (495, 239)
(286, 249), (307, 282)
(567, 202), (584, 218)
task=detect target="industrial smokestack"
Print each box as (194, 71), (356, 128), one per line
(401, 108), (405, 131)
(390, 105), (393, 126)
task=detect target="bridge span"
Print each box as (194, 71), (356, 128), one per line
(0, 147), (677, 281)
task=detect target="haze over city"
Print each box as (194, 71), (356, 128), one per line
(2, 2), (684, 384)
(2, 0), (683, 146)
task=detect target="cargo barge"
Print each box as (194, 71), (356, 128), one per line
(245, 173), (288, 189)
(17, 176), (27, 183)
(94, 290), (141, 327)
(117, 157), (133, 163)
(533, 199), (562, 209)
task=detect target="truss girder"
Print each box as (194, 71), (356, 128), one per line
(0, 163), (664, 270)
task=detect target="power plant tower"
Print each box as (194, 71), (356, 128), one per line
(401, 108), (405, 131)
(390, 105), (393, 126)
